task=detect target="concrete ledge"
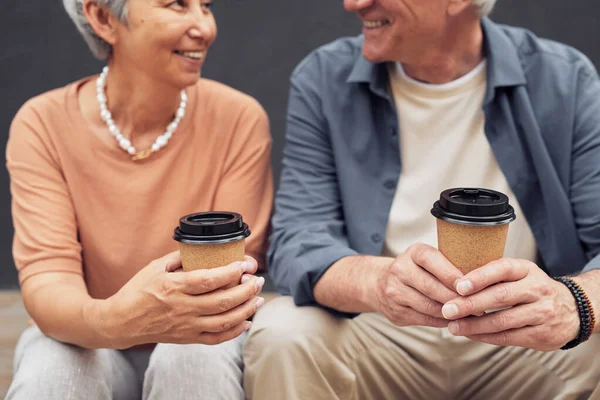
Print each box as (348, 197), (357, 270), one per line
(0, 291), (27, 398)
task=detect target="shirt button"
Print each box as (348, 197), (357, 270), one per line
(371, 233), (382, 243)
(384, 180), (396, 190)
(389, 126), (397, 136)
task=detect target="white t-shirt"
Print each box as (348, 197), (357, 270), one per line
(382, 61), (537, 263)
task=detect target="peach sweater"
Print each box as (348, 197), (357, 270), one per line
(7, 77), (273, 300)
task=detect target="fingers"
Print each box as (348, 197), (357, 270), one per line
(387, 285), (446, 319)
(169, 261), (250, 295)
(167, 257), (259, 294)
(162, 251), (182, 272)
(197, 296), (264, 333)
(406, 244), (464, 292)
(197, 321), (254, 346)
(187, 275), (265, 316)
(442, 280), (537, 319)
(387, 305), (450, 328)
(242, 256), (259, 275)
(464, 325), (556, 351)
(455, 258), (531, 296)
(399, 262), (461, 304)
(466, 328), (527, 348)
(446, 303), (543, 336)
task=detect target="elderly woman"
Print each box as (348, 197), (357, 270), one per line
(5, 0), (273, 398)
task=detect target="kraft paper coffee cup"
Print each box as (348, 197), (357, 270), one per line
(430, 188), (516, 275)
(173, 212), (251, 274)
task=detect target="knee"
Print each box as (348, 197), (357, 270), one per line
(148, 339), (244, 380)
(145, 340), (245, 399)
(8, 328), (111, 398)
(244, 297), (341, 366)
(245, 316), (307, 358)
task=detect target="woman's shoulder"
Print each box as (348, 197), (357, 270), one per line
(8, 79), (89, 164)
(12, 79), (85, 129)
(192, 79), (267, 118)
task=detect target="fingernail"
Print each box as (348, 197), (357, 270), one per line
(241, 261), (253, 273)
(457, 280), (473, 295)
(245, 321), (253, 331)
(255, 277), (265, 291)
(255, 297), (265, 309)
(448, 321), (459, 335)
(241, 275), (251, 284)
(442, 303), (459, 319)
(234, 261), (245, 273)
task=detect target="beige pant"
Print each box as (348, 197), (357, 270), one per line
(244, 296), (600, 400)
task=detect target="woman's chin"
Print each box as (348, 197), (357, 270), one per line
(176, 73), (202, 89)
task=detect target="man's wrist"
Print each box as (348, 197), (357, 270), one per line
(573, 270), (600, 334)
(553, 280), (581, 342)
(314, 256), (392, 314)
(554, 276), (596, 349)
(356, 262), (381, 313)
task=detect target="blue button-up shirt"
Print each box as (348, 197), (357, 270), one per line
(268, 18), (600, 313)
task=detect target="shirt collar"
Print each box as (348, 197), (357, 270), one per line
(347, 50), (390, 99)
(480, 18), (527, 103)
(346, 18), (527, 103)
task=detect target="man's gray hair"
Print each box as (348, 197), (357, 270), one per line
(63, 0), (128, 60)
(472, 0), (497, 17)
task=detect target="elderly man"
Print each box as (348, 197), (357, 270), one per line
(243, 0), (600, 399)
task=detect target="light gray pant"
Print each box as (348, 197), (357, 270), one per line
(6, 325), (246, 400)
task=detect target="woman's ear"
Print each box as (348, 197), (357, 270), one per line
(447, 0), (475, 17)
(82, 0), (120, 46)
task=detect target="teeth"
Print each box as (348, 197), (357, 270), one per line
(363, 20), (388, 29)
(180, 51), (204, 59)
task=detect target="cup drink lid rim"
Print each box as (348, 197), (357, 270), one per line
(431, 188), (516, 226)
(173, 211), (251, 244)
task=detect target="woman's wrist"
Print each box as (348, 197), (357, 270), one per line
(82, 297), (125, 349)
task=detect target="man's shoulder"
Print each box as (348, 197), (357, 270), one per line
(292, 35), (363, 79)
(494, 21), (597, 76)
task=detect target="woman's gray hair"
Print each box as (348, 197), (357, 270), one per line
(63, 0), (128, 60)
(472, 0), (497, 17)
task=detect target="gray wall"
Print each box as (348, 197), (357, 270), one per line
(1, 0), (598, 289)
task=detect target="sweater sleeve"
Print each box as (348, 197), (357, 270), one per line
(6, 99), (83, 286)
(212, 99), (274, 270)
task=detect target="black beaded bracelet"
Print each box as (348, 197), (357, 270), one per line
(553, 276), (596, 350)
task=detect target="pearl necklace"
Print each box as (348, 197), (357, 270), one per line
(96, 66), (187, 161)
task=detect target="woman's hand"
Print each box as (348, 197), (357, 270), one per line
(98, 251), (265, 349)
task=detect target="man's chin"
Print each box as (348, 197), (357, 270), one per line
(361, 47), (389, 64)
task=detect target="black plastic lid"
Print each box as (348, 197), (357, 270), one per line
(173, 212), (251, 245)
(430, 188), (516, 226)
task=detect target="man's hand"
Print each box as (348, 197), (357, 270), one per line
(373, 243), (464, 328)
(441, 258), (580, 351)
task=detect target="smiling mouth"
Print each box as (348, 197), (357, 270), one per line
(363, 20), (390, 29)
(174, 50), (204, 60)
